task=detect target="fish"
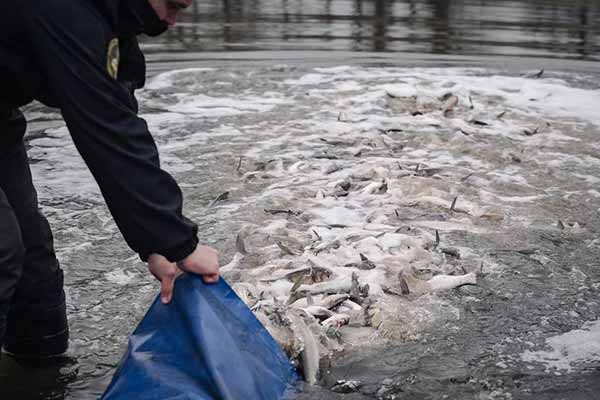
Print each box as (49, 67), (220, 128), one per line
(359, 283), (370, 298)
(277, 241), (302, 256)
(303, 306), (335, 320)
(322, 313), (350, 328)
(450, 196), (458, 212)
(285, 268), (341, 304)
(461, 173), (474, 182)
(314, 153), (338, 160)
(344, 253), (376, 270)
(524, 69), (544, 79)
(284, 265), (333, 284)
(333, 180), (351, 197)
(385, 128), (404, 134)
(312, 239), (341, 254)
(310, 231), (321, 242)
(264, 208), (302, 216)
(232, 282), (257, 307)
(331, 380), (362, 394)
(523, 126), (540, 136)
(236, 231), (248, 255)
(255, 311), (298, 358)
(440, 247), (460, 258)
(399, 271), (477, 295)
(350, 272), (362, 302)
(469, 119), (489, 126)
(268, 265), (335, 304)
(318, 294), (350, 310)
(415, 168), (444, 177)
(208, 191), (229, 207)
(489, 248), (538, 256)
(361, 180), (388, 195)
(443, 94), (459, 116)
(289, 297), (311, 309)
(288, 311), (320, 385)
(296, 276), (353, 297)
(382, 285), (405, 296)
(320, 138), (355, 146)
(337, 299), (362, 312)
(358, 253), (376, 269)
(333, 187), (349, 198)
(336, 180), (351, 191)
(306, 293), (314, 306)
(289, 274), (305, 295)
(324, 163), (344, 175)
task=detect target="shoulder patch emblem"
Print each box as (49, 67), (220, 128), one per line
(107, 38), (120, 79)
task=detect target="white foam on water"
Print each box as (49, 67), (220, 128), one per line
(166, 94), (286, 116)
(144, 67), (216, 90)
(284, 73), (331, 85)
(521, 320), (600, 372)
(314, 66), (353, 73)
(588, 190), (600, 198)
(383, 84), (418, 98)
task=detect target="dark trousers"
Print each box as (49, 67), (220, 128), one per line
(0, 108), (68, 356)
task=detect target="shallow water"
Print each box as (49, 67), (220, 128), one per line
(2, 61), (599, 400)
(1, 1), (600, 399)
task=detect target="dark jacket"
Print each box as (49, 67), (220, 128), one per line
(0, 0), (198, 262)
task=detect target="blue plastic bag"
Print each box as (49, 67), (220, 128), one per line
(101, 275), (298, 400)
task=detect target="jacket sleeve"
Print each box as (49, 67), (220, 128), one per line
(26, 2), (198, 262)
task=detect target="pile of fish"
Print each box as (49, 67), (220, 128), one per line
(195, 67), (571, 384)
(226, 224), (478, 383)
(222, 135), (484, 383)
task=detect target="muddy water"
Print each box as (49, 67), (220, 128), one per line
(1, 1), (600, 399)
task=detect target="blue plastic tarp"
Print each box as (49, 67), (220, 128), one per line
(101, 274), (298, 400)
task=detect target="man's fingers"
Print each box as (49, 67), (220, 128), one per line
(202, 273), (220, 284)
(160, 274), (176, 304)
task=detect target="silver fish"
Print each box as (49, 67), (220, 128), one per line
(322, 313), (350, 328)
(303, 306), (335, 320)
(318, 294), (350, 310)
(289, 311), (320, 385)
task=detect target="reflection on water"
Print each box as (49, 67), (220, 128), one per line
(143, 0), (600, 60)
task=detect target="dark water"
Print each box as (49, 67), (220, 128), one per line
(143, 0), (600, 61)
(1, 1), (600, 400)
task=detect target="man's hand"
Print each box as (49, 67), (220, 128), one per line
(148, 245), (220, 304)
(177, 245), (220, 284)
(148, 253), (184, 304)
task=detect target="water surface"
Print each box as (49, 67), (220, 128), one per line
(1, 1), (600, 400)
(144, 0), (600, 60)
